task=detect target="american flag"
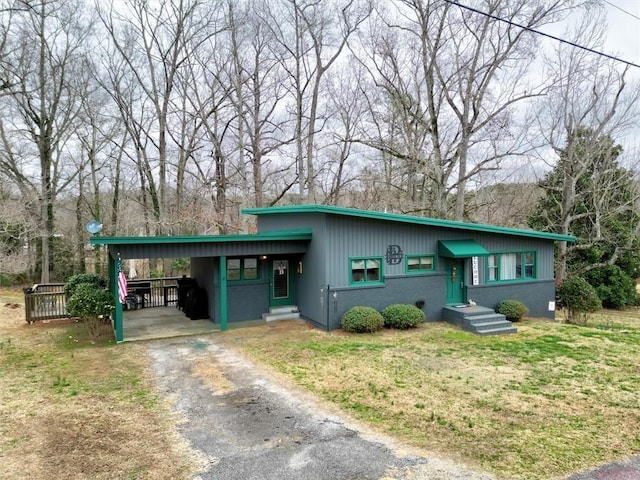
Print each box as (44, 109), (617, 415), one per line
(117, 258), (128, 304)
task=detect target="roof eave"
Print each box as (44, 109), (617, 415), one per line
(89, 228), (313, 246)
(243, 205), (576, 243)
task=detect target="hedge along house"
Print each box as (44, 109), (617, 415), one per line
(91, 204), (574, 342)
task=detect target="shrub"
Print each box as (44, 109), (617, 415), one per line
(67, 283), (114, 319)
(495, 300), (529, 322)
(64, 273), (106, 298)
(341, 306), (384, 333)
(381, 304), (426, 329)
(584, 265), (639, 309)
(556, 275), (602, 325)
(67, 283), (114, 340)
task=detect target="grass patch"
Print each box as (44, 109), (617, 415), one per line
(0, 290), (195, 479)
(222, 312), (640, 480)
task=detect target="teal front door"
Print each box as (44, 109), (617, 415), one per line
(270, 259), (292, 307)
(446, 259), (465, 304)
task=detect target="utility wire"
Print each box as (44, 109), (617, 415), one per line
(603, 0), (640, 22)
(443, 0), (640, 69)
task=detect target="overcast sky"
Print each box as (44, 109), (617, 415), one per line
(603, 0), (640, 67)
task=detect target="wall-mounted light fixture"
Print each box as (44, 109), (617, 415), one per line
(261, 255), (268, 260)
(297, 261), (303, 274)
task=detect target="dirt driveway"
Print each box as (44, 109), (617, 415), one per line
(146, 335), (495, 480)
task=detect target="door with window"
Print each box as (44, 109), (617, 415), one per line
(446, 259), (465, 304)
(270, 259), (292, 307)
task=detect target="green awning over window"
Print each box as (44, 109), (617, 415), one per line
(438, 240), (489, 258)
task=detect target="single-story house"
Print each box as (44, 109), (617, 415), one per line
(91, 204), (575, 342)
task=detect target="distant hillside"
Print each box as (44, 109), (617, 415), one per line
(467, 183), (542, 229)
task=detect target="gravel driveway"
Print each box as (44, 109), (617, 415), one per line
(146, 336), (496, 480)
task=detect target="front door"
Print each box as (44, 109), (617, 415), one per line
(270, 259), (292, 307)
(446, 259), (465, 304)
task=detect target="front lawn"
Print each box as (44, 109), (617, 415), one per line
(0, 289), (196, 480)
(223, 312), (640, 479)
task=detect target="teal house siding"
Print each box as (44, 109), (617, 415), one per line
(191, 257), (216, 321)
(92, 205), (574, 339)
(247, 205), (574, 328)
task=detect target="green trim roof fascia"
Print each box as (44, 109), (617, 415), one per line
(438, 240), (490, 258)
(89, 228), (312, 246)
(243, 205), (576, 242)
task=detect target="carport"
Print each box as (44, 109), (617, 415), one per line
(90, 229), (311, 342)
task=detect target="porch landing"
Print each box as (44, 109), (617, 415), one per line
(441, 305), (517, 336)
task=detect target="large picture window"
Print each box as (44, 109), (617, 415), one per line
(406, 255), (435, 273)
(227, 257), (260, 281)
(486, 252), (536, 282)
(350, 257), (383, 284)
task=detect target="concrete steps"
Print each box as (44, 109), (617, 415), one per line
(262, 305), (300, 322)
(441, 305), (517, 336)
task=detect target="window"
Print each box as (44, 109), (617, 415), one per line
(227, 259), (241, 280)
(350, 257), (382, 284)
(227, 257), (260, 281)
(243, 258), (258, 279)
(486, 252), (536, 282)
(406, 255), (435, 273)
(488, 255), (498, 281)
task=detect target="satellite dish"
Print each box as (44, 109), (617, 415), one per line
(85, 220), (103, 235)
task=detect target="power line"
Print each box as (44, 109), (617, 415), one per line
(443, 0), (640, 69)
(603, 0), (640, 23)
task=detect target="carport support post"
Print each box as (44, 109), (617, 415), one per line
(109, 253), (124, 342)
(219, 255), (228, 331)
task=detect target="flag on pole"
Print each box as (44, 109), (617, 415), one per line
(117, 258), (128, 304)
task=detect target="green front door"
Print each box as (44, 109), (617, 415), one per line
(446, 259), (465, 304)
(270, 259), (292, 307)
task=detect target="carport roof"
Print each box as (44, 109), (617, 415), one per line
(244, 204), (576, 242)
(89, 228), (312, 246)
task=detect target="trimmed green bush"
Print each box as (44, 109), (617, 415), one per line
(67, 283), (114, 340)
(64, 273), (106, 298)
(495, 300), (529, 322)
(381, 304), (426, 329)
(67, 283), (114, 320)
(341, 306), (384, 333)
(556, 275), (602, 325)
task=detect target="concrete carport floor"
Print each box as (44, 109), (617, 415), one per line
(146, 335), (496, 480)
(123, 307), (218, 342)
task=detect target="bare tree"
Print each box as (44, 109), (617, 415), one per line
(236, 0), (296, 208)
(267, 0), (372, 202)
(0, 0), (92, 282)
(531, 10), (640, 281)
(320, 61), (370, 205)
(74, 58), (127, 272)
(97, 0), (217, 234)
(358, 0), (575, 219)
(0, 182), (39, 281)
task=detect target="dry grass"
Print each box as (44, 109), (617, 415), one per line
(2, 285), (639, 479)
(221, 313), (640, 480)
(0, 288), (197, 480)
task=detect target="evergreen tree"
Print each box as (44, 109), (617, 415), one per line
(528, 127), (640, 299)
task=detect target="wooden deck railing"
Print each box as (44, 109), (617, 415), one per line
(23, 277), (182, 323)
(23, 283), (67, 324)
